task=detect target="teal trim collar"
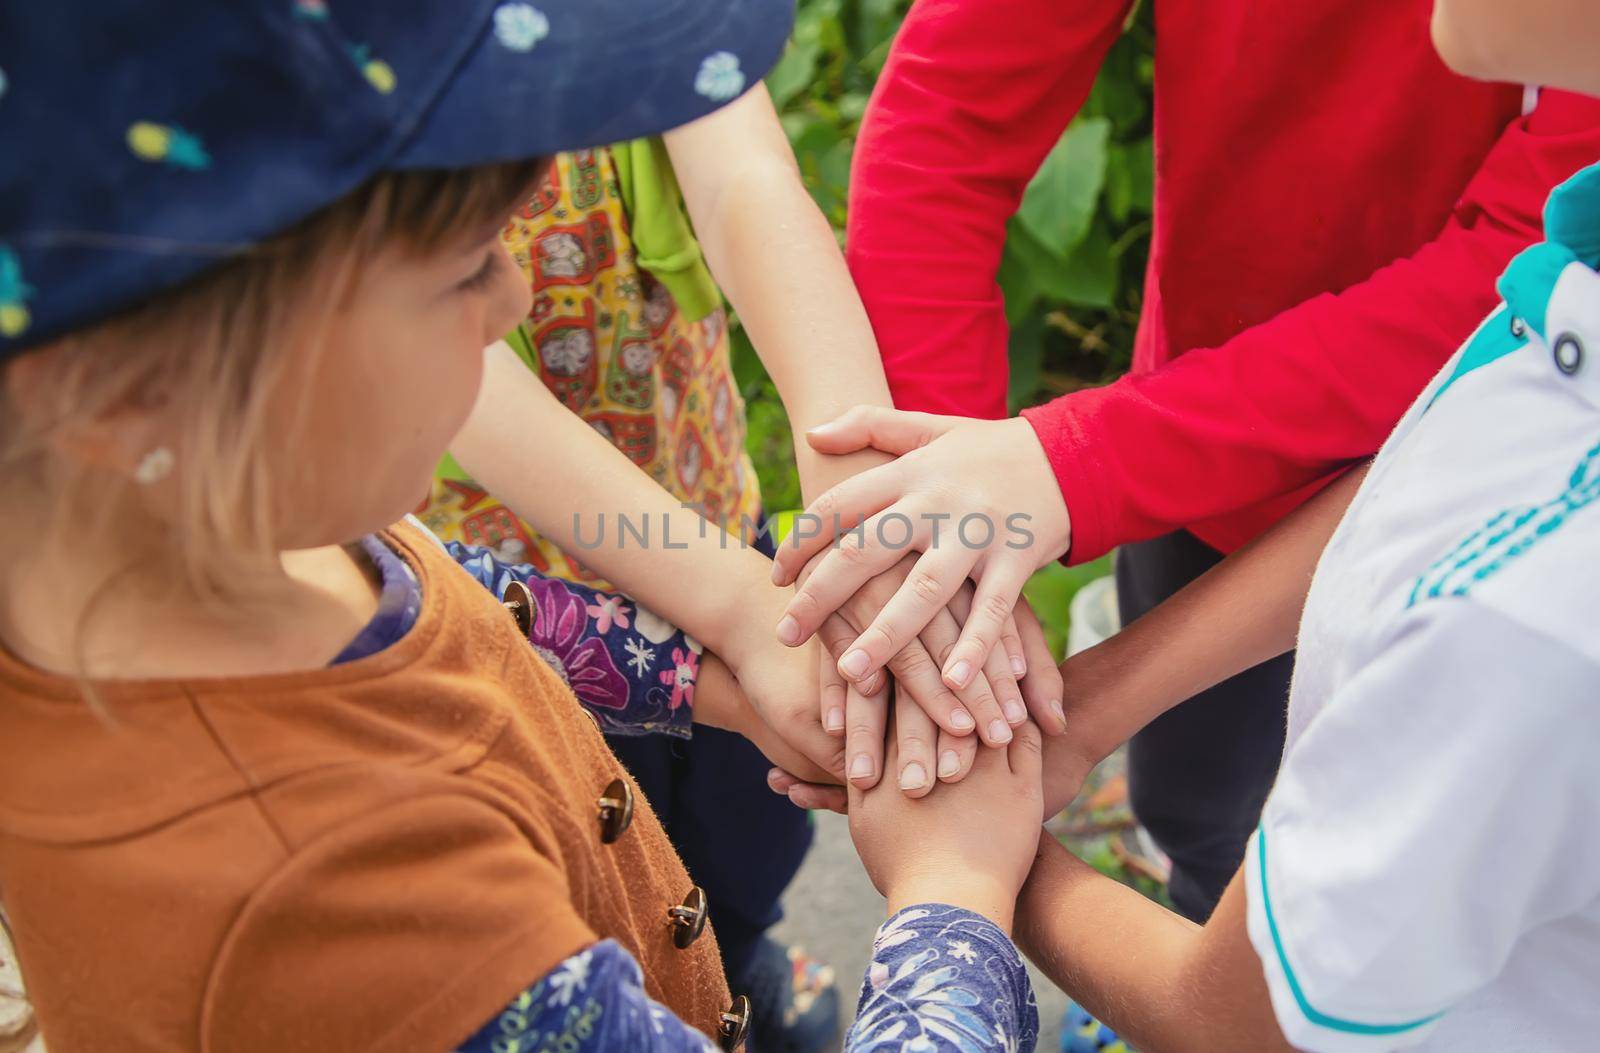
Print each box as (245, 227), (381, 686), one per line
(1255, 826), (1445, 1037)
(1544, 162), (1600, 269)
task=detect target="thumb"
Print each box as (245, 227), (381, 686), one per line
(806, 406), (961, 456)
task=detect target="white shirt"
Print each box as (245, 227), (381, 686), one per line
(1245, 227), (1600, 1052)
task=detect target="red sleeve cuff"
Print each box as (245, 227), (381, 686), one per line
(1021, 394), (1117, 566)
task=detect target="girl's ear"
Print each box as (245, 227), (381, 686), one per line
(3, 342), (170, 485)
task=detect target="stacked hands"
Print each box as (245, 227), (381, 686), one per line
(697, 403), (1095, 928)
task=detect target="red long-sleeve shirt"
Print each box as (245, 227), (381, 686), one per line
(846, 0), (1600, 562)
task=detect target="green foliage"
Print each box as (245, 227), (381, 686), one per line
(1000, 5), (1154, 412)
(1019, 556), (1112, 659)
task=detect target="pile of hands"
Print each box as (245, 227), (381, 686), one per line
(698, 406), (1106, 931)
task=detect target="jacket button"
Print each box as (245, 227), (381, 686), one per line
(1554, 332), (1585, 375)
(718, 994), (751, 1051)
(596, 778), (633, 844)
(500, 579), (533, 637)
(667, 886), (709, 949)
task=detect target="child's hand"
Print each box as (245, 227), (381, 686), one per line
(848, 719), (1045, 933)
(771, 716), (1096, 817)
(815, 557), (1068, 795)
(771, 408), (1070, 712)
(695, 651), (842, 785)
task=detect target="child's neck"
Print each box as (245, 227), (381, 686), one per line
(0, 534), (383, 683)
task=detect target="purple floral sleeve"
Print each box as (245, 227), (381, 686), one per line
(445, 540), (698, 739)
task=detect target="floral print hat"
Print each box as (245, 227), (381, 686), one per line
(0, 0), (792, 359)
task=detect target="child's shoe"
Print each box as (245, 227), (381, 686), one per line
(1062, 1001), (1135, 1053)
(738, 938), (839, 1053)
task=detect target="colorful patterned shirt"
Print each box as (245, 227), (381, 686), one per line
(334, 524), (701, 739)
(457, 907), (1038, 1053)
(418, 147), (762, 588)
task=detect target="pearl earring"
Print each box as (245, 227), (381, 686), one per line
(133, 447), (174, 485)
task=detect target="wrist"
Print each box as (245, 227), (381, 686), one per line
(1003, 416), (1072, 562)
(1059, 640), (1143, 765)
(689, 651), (744, 734)
(887, 872), (1018, 936)
(704, 548), (787, 673)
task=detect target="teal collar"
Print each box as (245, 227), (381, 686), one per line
(1430, 162), (1600, 409)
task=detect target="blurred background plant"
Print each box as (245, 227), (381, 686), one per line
(736, 0), (1152, 655)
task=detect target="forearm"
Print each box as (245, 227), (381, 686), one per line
(1059, 463), (1367, 767)
(666, 87), (893, 500)
(1029, 91), (1600, 563)
(1016, 837), (1291, 1053)
(450, 342), (779, 666)
(846, 0), (1130, 419)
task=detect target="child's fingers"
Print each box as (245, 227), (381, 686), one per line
(817, 640), (848, 736)
(833, 543), (976, 687)
(947, 584), (1027, 728)
(771, 464), (905, 589)
(779, 508), (921, 648)
(815, 612), (886, 699)
(789, 782), (849, 814)
(1005, 720), (1045, 788)
(767, 767), (803, 795)
(844, 682), (889, 789)
(804, 405), (961, 457)
(936, 726), (979, 784)
(893, 690), (940, 798)
(941, 558), (1034, 695)
(912, 605), (1010, 745)
(768, 767), (848, 813)
(1012, 601), (1067, 734)
(877, 635), (977, 738)
(1000, 614), (1028, 680)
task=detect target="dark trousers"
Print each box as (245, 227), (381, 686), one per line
(607, 519), (812, 984)
(1117, 531), (1294, 923)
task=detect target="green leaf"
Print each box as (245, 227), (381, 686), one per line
(1006, 313), (1046, 414)
(1083, 38), (1148, 135)
(766, 39), (821, 109)
(836, 91), (870, 123)
(1016, 117), (1111, 258)
(1104, 138), (1153, 222)
(1056, 219), (1119, 310)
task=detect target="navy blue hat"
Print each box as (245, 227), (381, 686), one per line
(0, 0), (793, 358)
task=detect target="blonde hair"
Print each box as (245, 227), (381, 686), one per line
(0, 160), (549, 1043)
(0, 159), (548, 607)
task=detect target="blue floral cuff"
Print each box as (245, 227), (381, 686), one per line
(847, 904), (1038, 1052)
(454, 940), (716, 1053)
(446, 541), (699, 739)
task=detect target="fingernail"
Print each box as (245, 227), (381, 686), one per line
(807, 420), (841, 438)
(850, 754), (874, 780)
(861, 672), (882, 695)
(825, 708), (844, 733)
(1050, 699), (1066, 728)
(766, 769), (785, 789)
(899, 762), (929, 791)
(1003, 701), (1026, 725)
(770, 561), (784, 585)
(949, 708), (975, 731)
(776, 615), (800, 646)
(987, 719), (1013, 744)
(938, 751), (961, 778)
(840, 649), (870, 678)
(1010, 655), (1027, 677)
(946, 659), (973, 689)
